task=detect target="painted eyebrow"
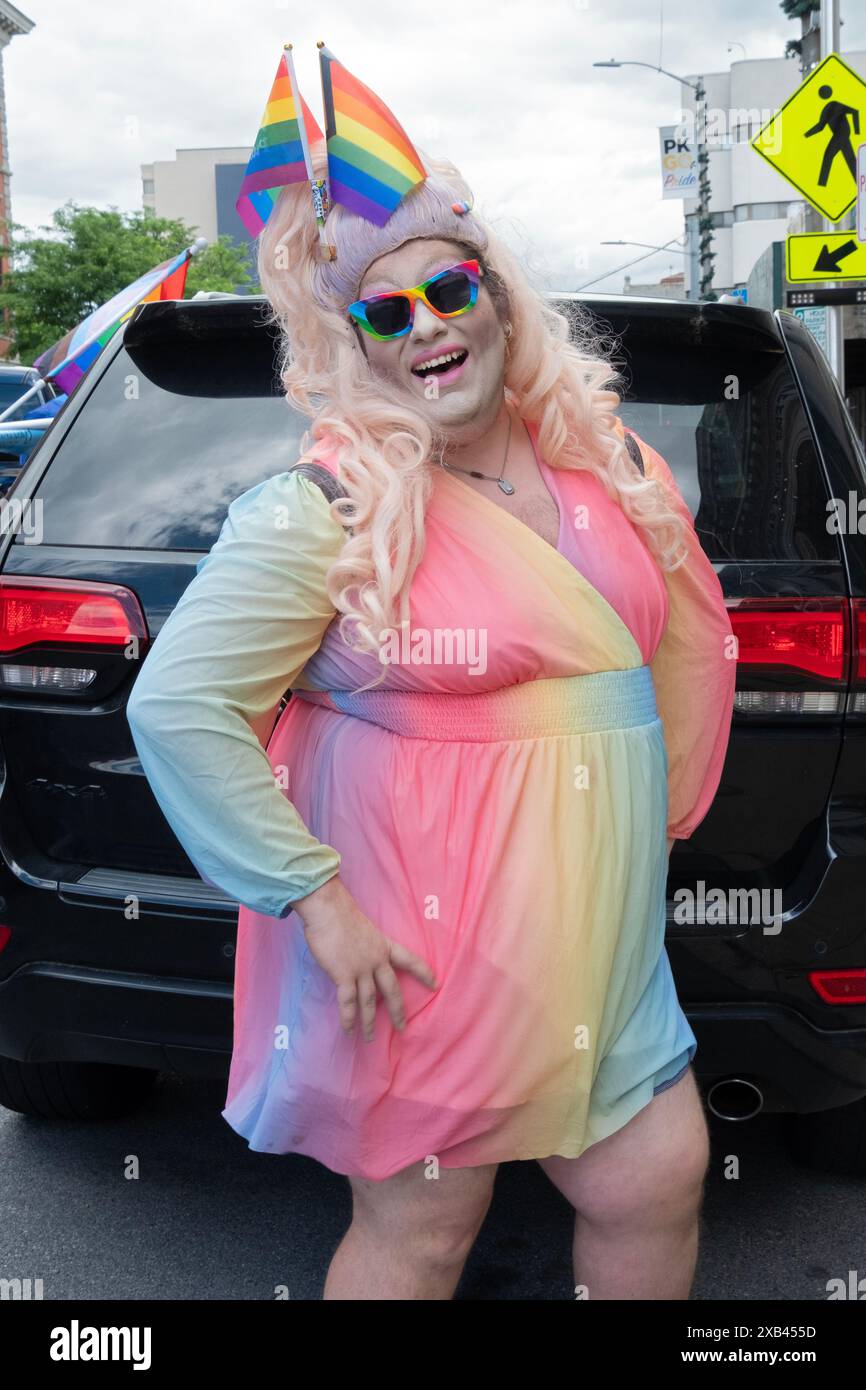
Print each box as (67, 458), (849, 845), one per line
(361, 256), (460, 296)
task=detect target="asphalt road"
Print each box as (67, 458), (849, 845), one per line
(1, 1071), (862, 1301)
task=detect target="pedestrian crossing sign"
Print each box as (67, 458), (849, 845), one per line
(751, 53), (865, 223)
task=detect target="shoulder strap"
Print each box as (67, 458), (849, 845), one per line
(622, 429), (646, 477)
(287, 459), (350, 504)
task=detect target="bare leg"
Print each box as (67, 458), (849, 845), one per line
(324, 1158), (498, 1300)
(538, 1066), (709, 1300)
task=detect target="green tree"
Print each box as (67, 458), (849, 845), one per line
(779, 0), (822, 63)
(0, 201), (260, 364)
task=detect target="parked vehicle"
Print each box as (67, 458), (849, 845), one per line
(0, 421), (55, 495)
(1, 292), (865, 1174)
(0, 366), (62, 493)
(0, 363), (58, 423)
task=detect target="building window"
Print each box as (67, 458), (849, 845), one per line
(142, 179), (154, 195)
(734, 202), (789, 221)
(686, 210), (733, 229)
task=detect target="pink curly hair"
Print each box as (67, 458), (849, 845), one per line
(256, 139), (689, 689)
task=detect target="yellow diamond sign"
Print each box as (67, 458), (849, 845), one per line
(751, 52), (865, 223)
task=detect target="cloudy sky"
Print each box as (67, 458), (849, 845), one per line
(7, 0), (866, 293)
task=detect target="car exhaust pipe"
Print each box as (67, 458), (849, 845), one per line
(706, 1077), (764, 1121)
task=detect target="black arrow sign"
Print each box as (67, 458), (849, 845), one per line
(814, 239), (859, 274)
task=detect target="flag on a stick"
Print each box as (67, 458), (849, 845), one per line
(235, 47), (325, 237)
(317, 42), (426, 227)
(33, 247), (195, 394)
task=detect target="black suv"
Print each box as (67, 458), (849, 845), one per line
(2, 293), (866, 1175)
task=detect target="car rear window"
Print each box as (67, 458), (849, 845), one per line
(23, 299), (840, 562)
(19, 307), (308, 551)
(586, 304), (839, 563)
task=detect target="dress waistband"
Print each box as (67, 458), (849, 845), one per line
(290, 666), (658, 742)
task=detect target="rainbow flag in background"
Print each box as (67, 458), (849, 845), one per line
(318, 44), (426, 227)
(33, 249), (192, 395)
(235, 50), (325, 237)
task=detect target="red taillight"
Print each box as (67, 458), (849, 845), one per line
(0, 576), (147, 654)
(0, 577), (149, 693)
(0, 925), (10, 954)
(851, 600), (866, 684)
(728, 599), (848, 682)
(809, 969), (866, 1005)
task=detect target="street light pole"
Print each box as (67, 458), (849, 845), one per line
(576, 236), (689, 292)
(593, 59), (716, 300)
(601, 240), (690, 253)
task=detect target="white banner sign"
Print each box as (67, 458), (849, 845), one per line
(660, 125), (698, 199)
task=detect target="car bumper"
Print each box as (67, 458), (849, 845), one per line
(0, 961), (232, 1079)
(689, 1003), (866, 1113)
(1, 963), (866, 1111)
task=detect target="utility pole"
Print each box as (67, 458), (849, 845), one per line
(694, 78), (716, 298)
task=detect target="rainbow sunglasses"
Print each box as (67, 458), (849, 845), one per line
(347, 259), (484, 341)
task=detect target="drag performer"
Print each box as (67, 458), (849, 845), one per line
(127, 44), (736, 1299)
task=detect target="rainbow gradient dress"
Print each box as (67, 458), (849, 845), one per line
(126, 419), (736, 1180)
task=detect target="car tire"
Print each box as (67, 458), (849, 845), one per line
(784, 1099), (866, 1177)
(0, 1056), (160, 1121)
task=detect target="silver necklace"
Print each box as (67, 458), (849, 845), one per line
(438, 409), (515, 495)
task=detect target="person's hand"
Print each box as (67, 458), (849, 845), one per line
(293, 875), (438, 1042)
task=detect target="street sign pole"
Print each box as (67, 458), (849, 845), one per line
(822, 0), (845, 394)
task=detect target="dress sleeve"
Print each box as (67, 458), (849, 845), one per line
(628, 430), (737, 842)
(126, 468), (346, 918)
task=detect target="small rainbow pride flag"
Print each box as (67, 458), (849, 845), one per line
(33, 248), (193, 395)
(318, 43), (426, 227)
(236, 49), (325, 237)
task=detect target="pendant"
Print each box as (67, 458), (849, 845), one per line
(498, 479), (515, 495)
